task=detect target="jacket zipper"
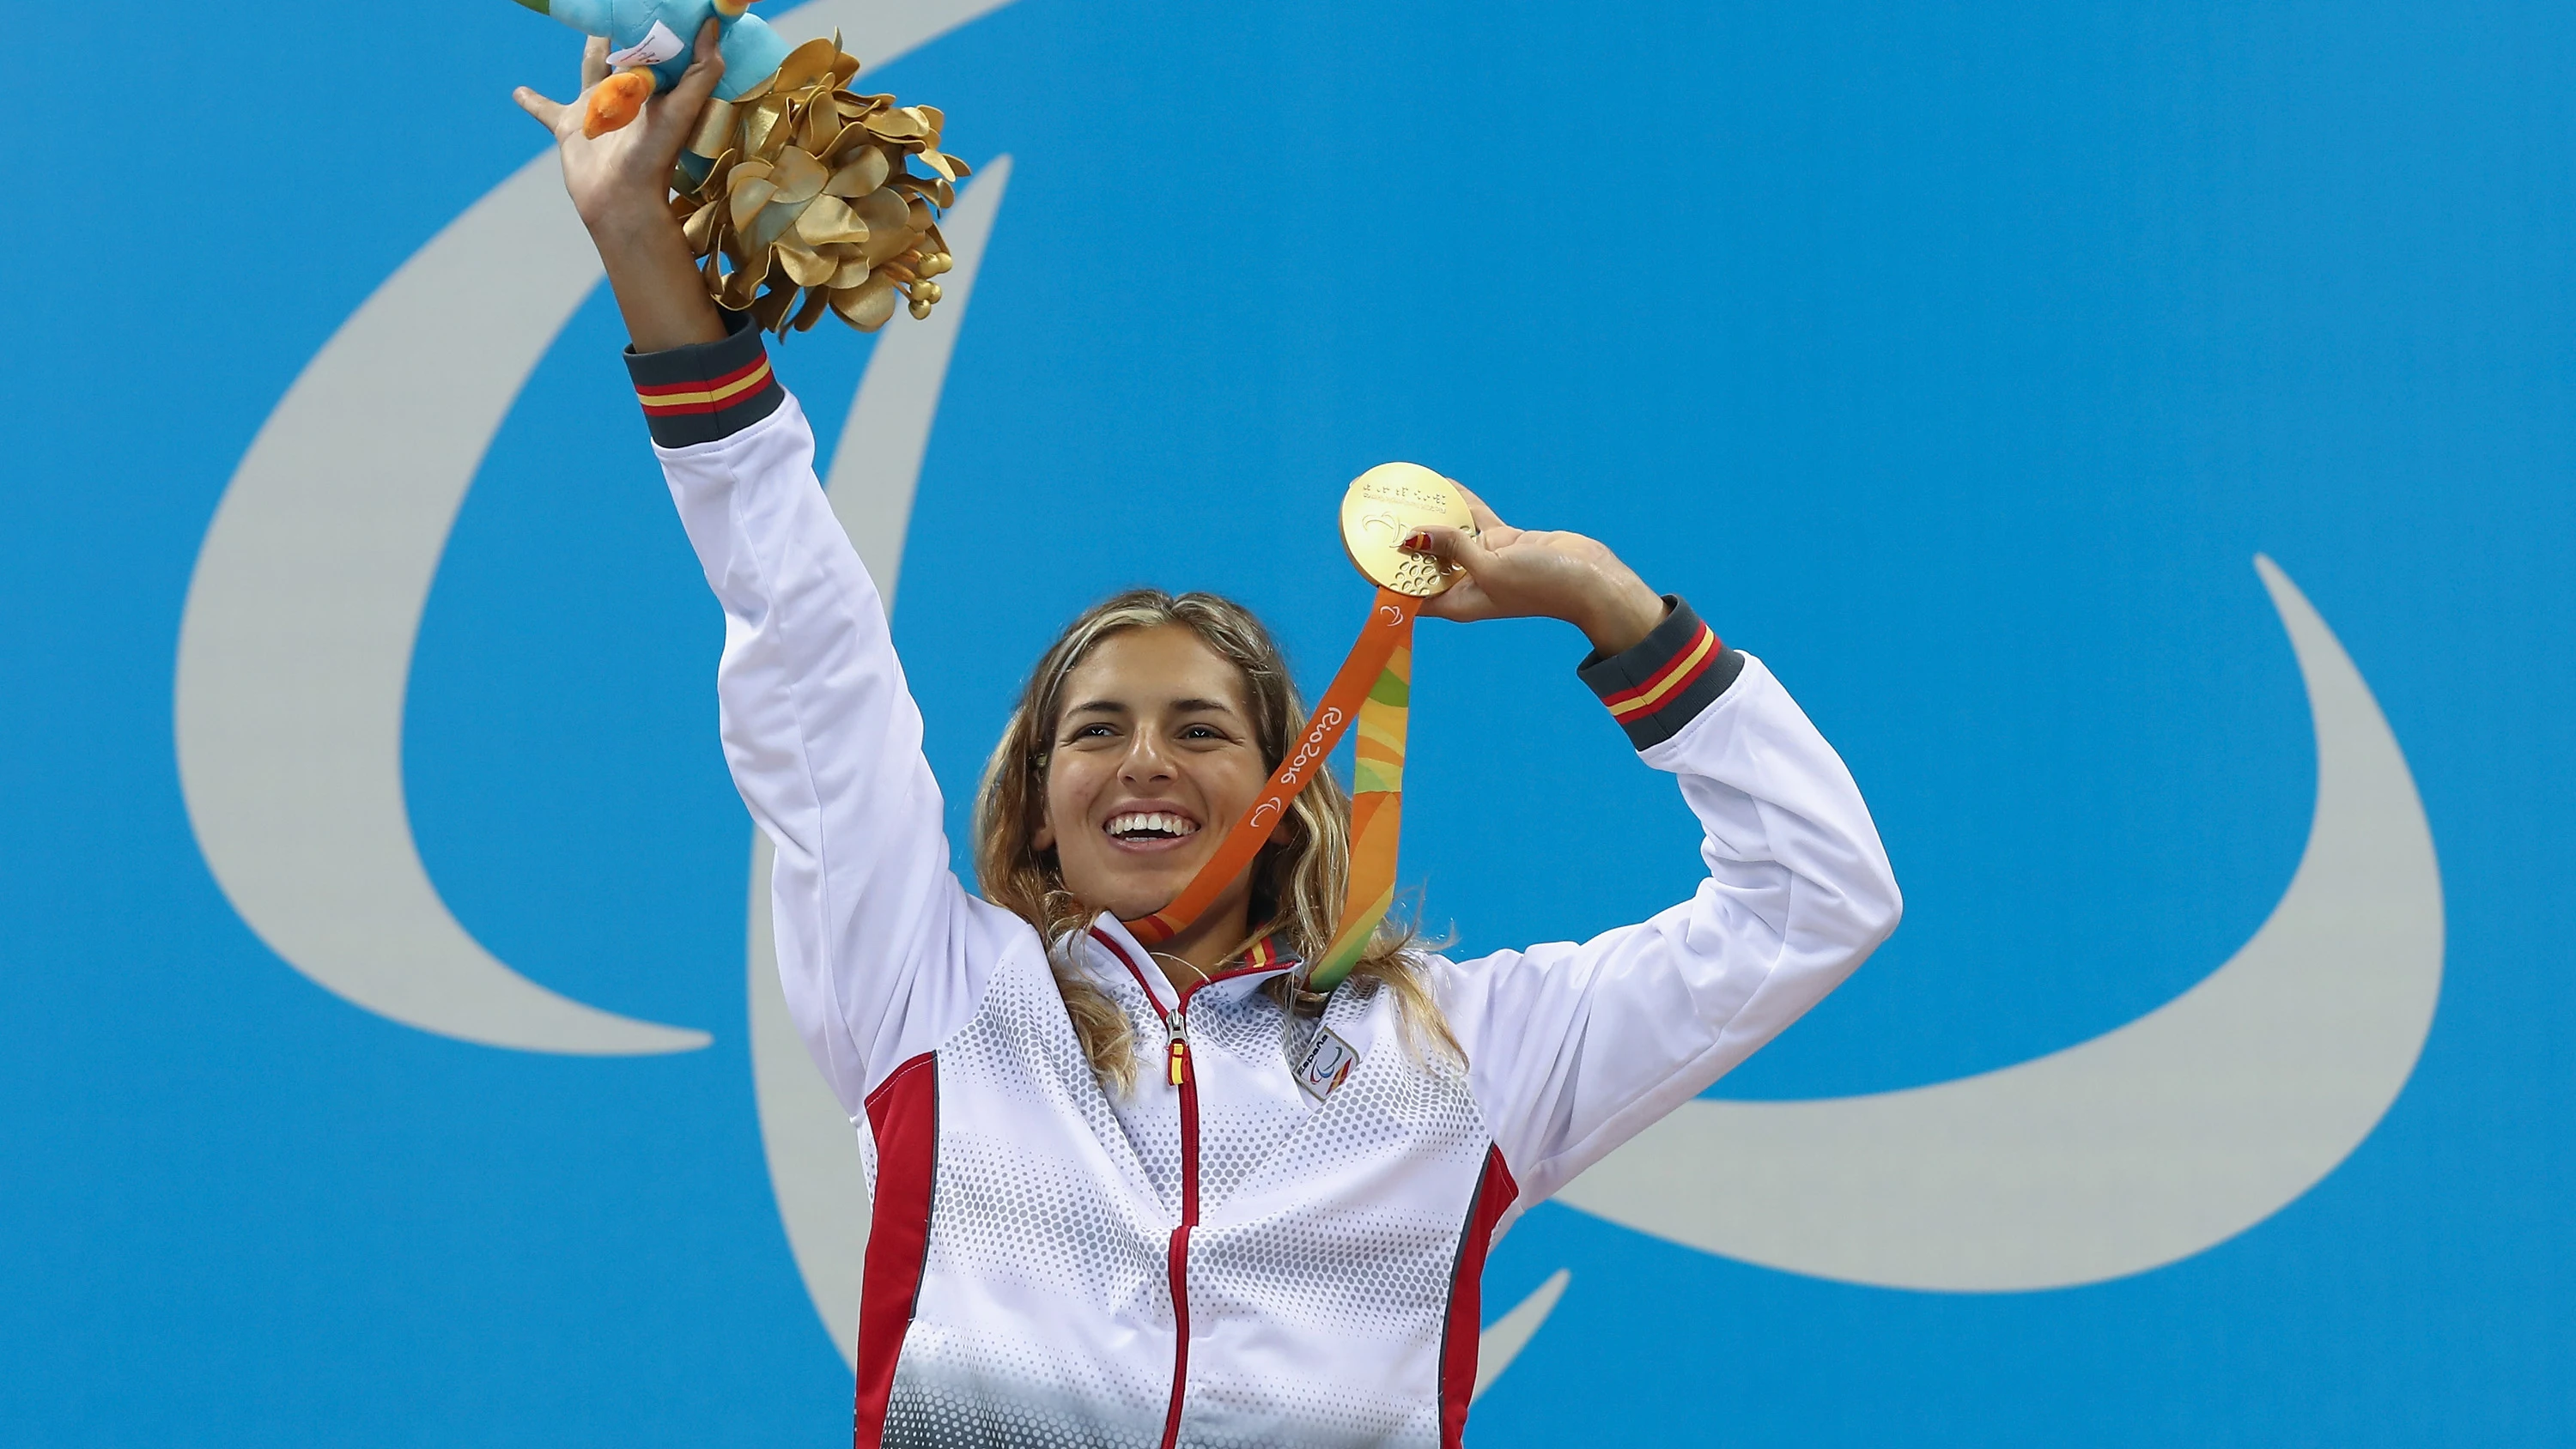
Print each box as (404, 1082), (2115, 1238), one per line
(1160, 1001), (1199, 1449)
(1093, 930), (1250, 1449)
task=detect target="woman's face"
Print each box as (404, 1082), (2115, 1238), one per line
(1035, 625), (1268, 926)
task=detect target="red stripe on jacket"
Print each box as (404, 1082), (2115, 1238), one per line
(1438, 1146), (1521, 1447)
(854, 1053), (937, 1448)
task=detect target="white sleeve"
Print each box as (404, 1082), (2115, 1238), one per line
(1444, 635), (1901, 1205)
(654, 391), (1019, 1114)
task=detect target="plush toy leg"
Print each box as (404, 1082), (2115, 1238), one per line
(583, 68), (659, 137)
(712, 0), (751, 15)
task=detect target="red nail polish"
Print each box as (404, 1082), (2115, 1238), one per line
(1401, 530), (1433, 550)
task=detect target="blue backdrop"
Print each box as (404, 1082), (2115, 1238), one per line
(7, 0), (2573, 1443)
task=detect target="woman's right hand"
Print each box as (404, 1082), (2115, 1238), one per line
(513, 21), (728, 350)
(515, 21), (724, 236)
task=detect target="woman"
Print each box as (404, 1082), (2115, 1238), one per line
(519, 27), (1900, 1449)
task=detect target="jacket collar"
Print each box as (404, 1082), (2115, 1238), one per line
(1075, 914), (1299, 1013)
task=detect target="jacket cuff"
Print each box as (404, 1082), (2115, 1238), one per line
(1577, 596), (1745, 750)
(623, 308), (786, 448)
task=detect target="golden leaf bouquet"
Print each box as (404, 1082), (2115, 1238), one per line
(673, 34), (967, 335)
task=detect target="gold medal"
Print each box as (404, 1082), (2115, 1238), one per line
(1340, 463), (1479, 597)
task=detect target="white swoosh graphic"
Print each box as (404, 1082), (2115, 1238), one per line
(1557, 555), (2444, 1291)
(1473, 1270), (1571, 1402)
(170, 0), (1018, 1053)
(177, 0), (2398, 1378)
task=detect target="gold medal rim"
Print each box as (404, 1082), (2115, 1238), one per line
(1340, 463), (1478, 597)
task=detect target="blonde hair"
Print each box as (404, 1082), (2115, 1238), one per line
(972, 588), (1458, 1093)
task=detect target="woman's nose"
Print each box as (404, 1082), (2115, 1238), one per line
(1119, 730), (1175, 782)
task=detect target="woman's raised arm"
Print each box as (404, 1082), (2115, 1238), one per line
(1408, 504), (1903, 1208)
(519, 28), (1016, 1114)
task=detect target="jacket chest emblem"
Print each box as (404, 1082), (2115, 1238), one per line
(1292, 1025), (1362, 1102)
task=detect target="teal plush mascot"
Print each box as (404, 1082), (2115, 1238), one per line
(512, 0), (791, 137)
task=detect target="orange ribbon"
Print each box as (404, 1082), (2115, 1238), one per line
(1122, 588), (1419, 949)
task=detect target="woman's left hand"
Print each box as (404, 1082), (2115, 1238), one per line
(1406, 488), (1670, 656)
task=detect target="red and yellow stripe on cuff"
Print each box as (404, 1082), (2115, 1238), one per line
(635, 355), (774, 416)
(1603, 621), (1722, 721)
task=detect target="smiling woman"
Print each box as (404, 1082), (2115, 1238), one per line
(515, 22), (1902, 1449)
(972, 591), (1457, 1092)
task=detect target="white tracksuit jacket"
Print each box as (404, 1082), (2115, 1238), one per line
(630, 318), (1902, 1449)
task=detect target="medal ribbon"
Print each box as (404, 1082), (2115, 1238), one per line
(1122, 587), (1419, 991)
(1306, 610), (1412, 991)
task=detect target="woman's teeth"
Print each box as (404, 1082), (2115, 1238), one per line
(1107, 811), (1200, 841)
